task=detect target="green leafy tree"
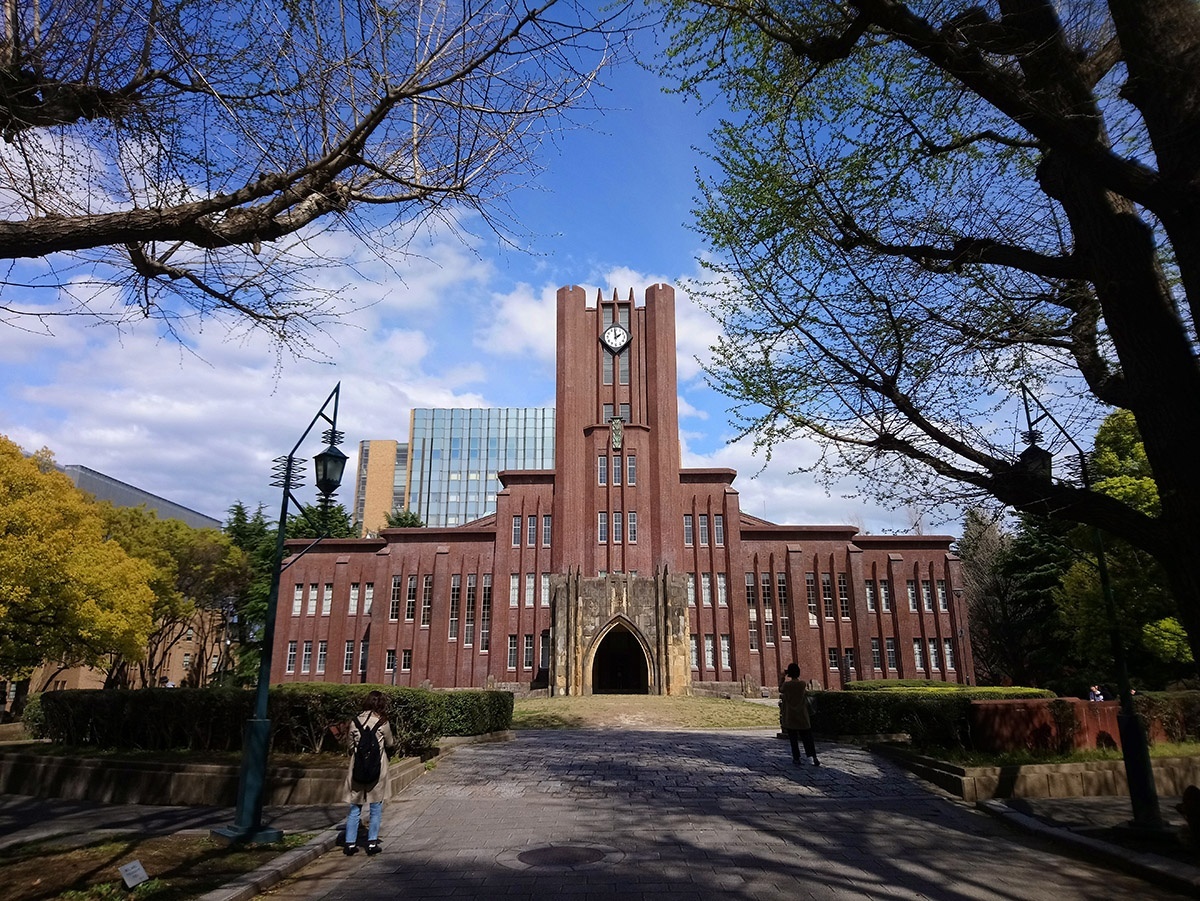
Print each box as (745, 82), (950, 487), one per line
(223, 502), (276, 684)
(286, 502), (357, 540)
(0, 0), (636, 345)
(0, 436), (155, 682)
(659, 0), (1200, 663)
(385, 508), (425, 528)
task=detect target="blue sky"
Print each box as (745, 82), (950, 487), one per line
(0, 35), (937, 537)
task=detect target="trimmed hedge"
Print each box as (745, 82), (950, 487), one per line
(26, 684), (513, 754)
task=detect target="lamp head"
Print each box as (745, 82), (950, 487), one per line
(313, 443), (348, 497)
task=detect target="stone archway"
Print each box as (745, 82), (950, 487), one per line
(591, 623), (650, 694)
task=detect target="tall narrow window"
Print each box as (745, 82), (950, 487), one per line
(628, 512), (638, 543)
(420, 575), (433, 626)
(944, 638), (956, 670)
(613, 512), (623, 543)
(349, 582), (360, 616)
(528, 515), (537, 546)
(449, 574), (461, 640)
(286, 641), (297, 673)
(541, 573), (550, 607)
(359, 640), (369, 674)
(880, 580), (892, 612)
(322, 584), (333, 616)
(507, 635), (518, 670)
(540, 630), (551, 669)
(509, 573), (519, 607)
(687, 572), (697, 605)
(683, 514), (694, 546)
(627, 456), (637, 485)
(714, 514), (725, 546)
(761, 572), (775, 645)
(343, 640), (354, 673)
(613, 455), (623, 485)
(907, 580), (918, 611)
(704, 634), (715, 668)
(822, 573), (834, 619)
(871, 638), (882, 670)
(543, 514), (552, 546)
(386, 649), (397, 672)
(598, 455), (608, 485)
(480, 575), (492, 652)
(937, 580), (948, 611)
(402, 649), (412, 671)
(406, 575), (417, 621)
(865, 581), (876, 613)
(844, 648), (856, 671)
(928, 637), (940, 670)
(701, 573), (712, 606)
(922, 580), (934, 612)
(806, 573), (818, 625)
(777, 573), (790, 639)
(292, 584), (303, 616)
(886, 637), (897, 669)
(317, 640), (327, 674)
(827, 647), (839, 670)
(720, 634), (731, 668)
(598, 512), (608, 544)
(913, 638), (925, 670)
(525, 572), (534, 608)
(698, 514), (709, 546)
(306, 583), (317, 615)
(389, 576), (401, 621)
(524, 634), (535, 669)
(838, 574), (850, 618)
(690, 634), (698, 668)
(301, 642), (312, 673)
(747, 573), (760, 651)
(717, 573), (728, 607)
(465, 574), (476, 646)
(363, 583), (373, 614)
(512, 515), (522, 546)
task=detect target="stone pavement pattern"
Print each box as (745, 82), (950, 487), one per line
(261, 729), (1193, 900)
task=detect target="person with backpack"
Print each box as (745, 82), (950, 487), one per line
(343, 690), (396, 856)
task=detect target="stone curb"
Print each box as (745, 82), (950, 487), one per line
(196, 829), (341, 901)
(976, 798), (1200, 896)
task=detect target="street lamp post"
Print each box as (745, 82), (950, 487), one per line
(214, 384), (348, 843)
(1018, 385), (1162, 830)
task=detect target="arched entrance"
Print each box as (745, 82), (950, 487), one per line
(591, 623), (650, 694)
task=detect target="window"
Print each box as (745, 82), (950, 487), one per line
(806, 573), (818, 625)
(292, 584), (303, 616)
(406, 575), (417, 621)
(507, 635), (518, 670)
(907, 580), (918, 612)
(359, 640), (369, 673)
(880, 580), (892, 612)
(886, 637), (897, 670)
(182, 652), (192, 672)
(628, 512), (638, 543)
(714, 514), (724, 546)
(528, 515), (537, 546)
(480, 574), (492, 652)
(922, 580), (934, 612)
(683, 514), (694, 546)
(449, 574), (461, 639)
(844, 648), (856, 671)
(762, 572), (775, 646)
(322, 583), (333, 616)
(598, 512), (608, 544)
(865, 581), (876, 613)
(286, 641), (297, 673)
(822, 573), (834, 619)
(525, 573), (534, 608)
(343, 640), (354, 673)
(364, 583), (373, 614)
(698, 514), (709, 546)
(627, 455), (637, 485)
(944, 638), (956, 670)
(690, 634), (698, 668)
(928, 638), (940, 671)
(717, 573), (728, 607)
(306, 583), (317, 615)
(746, 573), (759, 651)
(777, 574), (790, 639)
(720, 634), (731, 668)
(543, 514), (552, 546)
(510, 573), (520, 608)
(421, 575), (433, 626)
(598, 455), (608, 485)
(687, 572), (697, 605)
(540, 630), (551, 670)
(871, 638), (882, 670)
(613, 455), (623, 485)
(386, 649), (396, 672)
(389, 577), (401, 621)
(512, 515), (522, 546)
(301, 641), (312, 673)
(704, 634), (715, 668)
(827, 647), (839, 670)
(913, 638), (925, 670)
(524, 634), (535, 669)
(465, 574), (476, 646)
(541, 573), (550, 607)
(186, 627), (193, 641)
(613, 512), (623, 544)
(701, 573), (712, 606)
(838, 574), (850, 618)
(402, 649), (412, 672)
(317, 640), (327, 674)
(937, 580), (948, 611)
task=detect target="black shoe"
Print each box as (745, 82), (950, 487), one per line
(367, 840), (382, 856)
(812, 758), (820, 766)
(343, 844), (359, 856)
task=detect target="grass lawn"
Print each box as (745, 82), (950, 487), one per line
(925, 741), (1200, 768)
(512, 693), (780, 730)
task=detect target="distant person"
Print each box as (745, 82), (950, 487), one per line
(343, 690), (396, 856)
(779, 663), (819, 766)
(1089, 685), (1104, 701)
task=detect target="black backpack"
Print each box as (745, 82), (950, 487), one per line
(351, 715), (383, 786)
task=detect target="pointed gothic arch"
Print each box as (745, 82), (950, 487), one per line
(587, 615), (653, 694)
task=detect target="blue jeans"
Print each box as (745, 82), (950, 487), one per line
(345, 801), (382, 844)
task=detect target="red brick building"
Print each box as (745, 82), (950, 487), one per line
(271, 285), (973, 694)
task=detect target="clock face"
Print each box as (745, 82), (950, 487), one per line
(601, 323), (630, 352)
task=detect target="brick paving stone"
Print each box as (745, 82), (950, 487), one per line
(255, 728), (1194, 900)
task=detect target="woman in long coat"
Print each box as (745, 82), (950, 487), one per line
(779, 663), (819, 766)
(344, 689), (396, 856)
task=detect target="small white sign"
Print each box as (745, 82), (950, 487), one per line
(119, 860), (150, 889)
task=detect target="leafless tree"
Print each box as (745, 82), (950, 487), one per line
(0, 0), (634, 345)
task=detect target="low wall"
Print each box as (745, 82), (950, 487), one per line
(969, 698), (1168, 752)
(0, 751), (424, 806)
(874, 745), (1200, 801)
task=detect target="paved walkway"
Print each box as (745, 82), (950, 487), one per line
(246, 730), (1196, 901)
